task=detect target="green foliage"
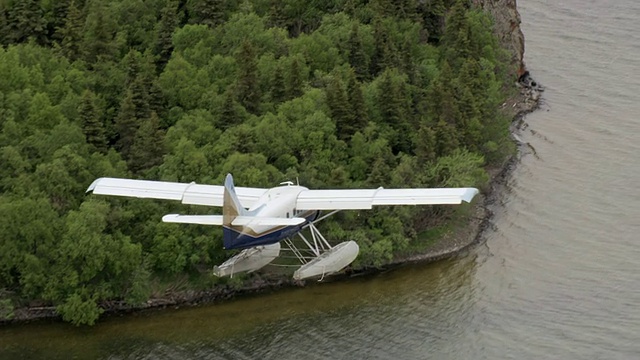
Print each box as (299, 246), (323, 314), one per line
(57, 289), (104, 326)
(0, 297), (14, 321)
(0, 0), (516, 325)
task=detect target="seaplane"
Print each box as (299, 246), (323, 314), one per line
(87, 174), (479, 280)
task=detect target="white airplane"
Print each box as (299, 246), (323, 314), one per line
(87, 174), (478, 280)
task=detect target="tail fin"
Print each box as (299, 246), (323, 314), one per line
(223, 173), (247, 248)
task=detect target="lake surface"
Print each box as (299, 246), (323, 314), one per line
(2, 0), (640, 358)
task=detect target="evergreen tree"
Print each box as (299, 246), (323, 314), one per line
(122, 49), (153, 121)
(434, 119), (458, 156)
(441, 0), (471, 69)
(427, 61), (459, 127)
(267, 0), (286, 29)
(122, 49), (141, 86)
(82, 3), (117, 64)
(58, 0), (84, 61)
(271, 63), (286, 104)
(235, 40), (261, 114)
(130, 78), (151, 121)
(0, 7), (7, 45)
(346, 70), (368, 135)
(325, 77), (353, 141)
(5, 0), (46, 44)
(347, 23), (368, 81)
(220, 90), (242, 129)
(114, 90), (140, 160)
(371, 0), (395, 18)
(148, 80), (167, 123)
(49, 0), (71, 43)
(370, 18), (396, 76)
(415, 123), (437, 163)
(129, 111), (165, 173)
(79, 90), (107, 153)
(155, 0), (180, 71)
(417, 0), (446, 43)
(286, 56), (304, 99)
(189, 0), (225, 28)
(455, 59), (483, 150)
(396, 0), (418, 20)
(378, 70), (411, 153)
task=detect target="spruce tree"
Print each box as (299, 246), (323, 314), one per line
(267, 0), (286, 29)
(378, 70), (411, 153)
(370, 18), (396, 76)
(415, 123), (437, 163)
(434, 119), (458, 156)
(5, 0), (46, 44)
(286, 57), (304, 99)
(155, 0), (180, 71)
(347, 23), (368, 81)
(82, 4), (117, 64)
(0, 6), (8, 45)
(114, 90), (139, 160)
(271, 63), (286, 104)
(189, 0), (225, 28)
(417, 0), (446, 43)
(346, 70), (368, 135)
(325, 77), (353, 141)
(221, 90), (242, 129)
(79, 90), (107, 153)
(396, 0), (418, 20)
(129, 112), (165, 173)
(58, 0), (84, 61)
(441, 0), (470, 69)
(49, 0), (71, 43)
(123, 49), (141, 86)
(235, 40), (261, 114)
(148, 80), (167, 122)
(427, 61), (459, 130)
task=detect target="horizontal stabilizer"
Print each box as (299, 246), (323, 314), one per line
(231, 216), (306, 227)
(163, 214), (307, 227)
(162, 214), (223, 225)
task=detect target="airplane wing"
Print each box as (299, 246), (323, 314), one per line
(161, 214), (306, 226)
(87, 178), (266, 208)
(294, 188), (479, 210)
(162, 214), (224, 225)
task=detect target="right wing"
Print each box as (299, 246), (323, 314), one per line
(87, 178), (266, 208)
(295, 187), (479, 210)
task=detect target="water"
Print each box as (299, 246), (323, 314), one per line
(2, 0), (640, 358)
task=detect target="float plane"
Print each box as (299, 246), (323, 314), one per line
(87, 174), (478, 280)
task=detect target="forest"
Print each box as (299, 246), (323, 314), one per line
(0, 0), (515, 325)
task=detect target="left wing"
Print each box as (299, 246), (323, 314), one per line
(295, 188), (479, 210)
(87, 178), (266, 208)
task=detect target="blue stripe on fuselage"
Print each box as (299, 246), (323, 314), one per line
(222, 211), (320, 249)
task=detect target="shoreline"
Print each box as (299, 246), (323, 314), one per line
(2, 81), (541, 326)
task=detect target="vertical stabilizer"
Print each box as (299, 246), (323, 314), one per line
(223, 173), (247, 248)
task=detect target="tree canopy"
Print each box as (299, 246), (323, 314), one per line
(0, 0), (515, 325)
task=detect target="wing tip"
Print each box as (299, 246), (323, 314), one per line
(162, 214), (179, 223)
(461, 188), (480, 203)
(86, 178), (103, 193)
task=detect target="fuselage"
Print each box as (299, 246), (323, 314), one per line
(223, 184), (319, 249)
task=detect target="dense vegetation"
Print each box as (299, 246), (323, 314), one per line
(0, 0), (515, 325)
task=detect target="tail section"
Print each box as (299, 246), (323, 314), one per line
(223, 173), (247, 248)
